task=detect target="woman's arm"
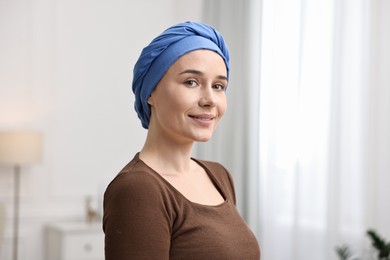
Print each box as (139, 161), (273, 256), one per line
(103, 172), (172, 260)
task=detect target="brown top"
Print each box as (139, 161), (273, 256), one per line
(103, 153), (260, 260)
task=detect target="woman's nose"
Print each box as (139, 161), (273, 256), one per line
(199, 86), (217, 107)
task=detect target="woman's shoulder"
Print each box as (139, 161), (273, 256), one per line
(193, 158), (231, 180)
(193, 158), (225, 171)
(104, 154), (168, 199)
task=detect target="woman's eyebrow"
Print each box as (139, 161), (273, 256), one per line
(178, 69), (203, 76)
(178, 69), (228, 81)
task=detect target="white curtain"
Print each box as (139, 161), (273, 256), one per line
(199, 0), (390, 259)
(260, 0), (365, 259)
(259, 0), (390, 259)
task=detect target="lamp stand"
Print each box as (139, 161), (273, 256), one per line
(0, 132), (43, 260)
(12, 165), (20, 260)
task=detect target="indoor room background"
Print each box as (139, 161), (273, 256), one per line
(0, 0), (389, 260)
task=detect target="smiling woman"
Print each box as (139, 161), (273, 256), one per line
(102, 22), (260, 260)
(147, 50), (227, 143)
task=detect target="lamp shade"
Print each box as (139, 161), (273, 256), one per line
(0, 131), (43, 165)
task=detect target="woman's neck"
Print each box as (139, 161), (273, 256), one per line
(139, 132), (195, 176)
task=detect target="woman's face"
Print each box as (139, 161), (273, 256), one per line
(148, 49), (228, 144)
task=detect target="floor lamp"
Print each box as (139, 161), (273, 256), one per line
(0, 132), (43, 260)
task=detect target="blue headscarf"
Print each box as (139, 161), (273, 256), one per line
(132, 21), (230, 129)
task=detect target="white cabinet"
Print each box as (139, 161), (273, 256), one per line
(46, 222), (104, 260)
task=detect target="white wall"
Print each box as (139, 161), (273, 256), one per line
(0, 0), (203, 259)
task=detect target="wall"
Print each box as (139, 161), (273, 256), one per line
(0, 0), (203, 259)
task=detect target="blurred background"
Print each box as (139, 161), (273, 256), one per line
(0, 0), (389, 259)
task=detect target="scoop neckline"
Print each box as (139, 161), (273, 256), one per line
(135, 153), (229, 208)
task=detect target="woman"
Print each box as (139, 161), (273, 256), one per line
(103, 21), (260, 259)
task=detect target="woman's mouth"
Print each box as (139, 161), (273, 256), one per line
(189, 114), (215, 126)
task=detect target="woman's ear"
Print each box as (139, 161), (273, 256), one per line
(147, 94), (154, 106)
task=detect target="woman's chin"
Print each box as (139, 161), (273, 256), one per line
(195, 135), (213, 143)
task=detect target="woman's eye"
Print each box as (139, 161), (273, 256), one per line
(185, 80), (198, 88)
(213, 83), (226, 91)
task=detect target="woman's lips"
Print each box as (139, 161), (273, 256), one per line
(189, 114), (215, 126)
